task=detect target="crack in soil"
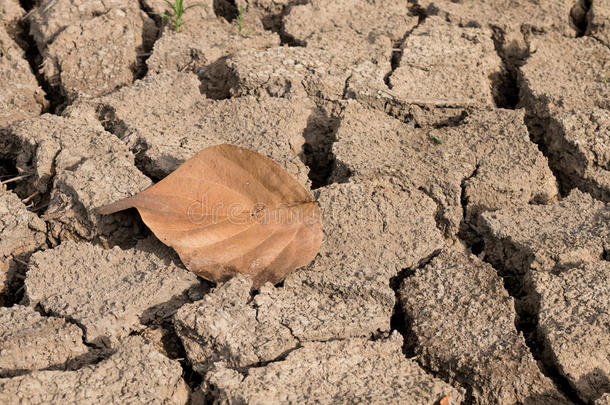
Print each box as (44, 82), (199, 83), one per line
(490, 26), (522, 109)
(416, 186), (452, 239)
(14, 303), (112, 375)
(213, 0), (238, 22)
(527, 110), (610, 202)
(0, 158), (20, 193)
(478, 251), (587, 404)
(389, 250), (473, 403)
(522, 113), (575, 199)
(95, 104), (130, 140)
(34, 148), (61, 218)
(270, 1), (309, 46)
(511, 35), (584, 201)
(384, 2), (427, 90)
(456, 163), (481, 246)
(389, 250), (441, 355)
(455, 191), (588, 403)
(94, 104), (162, 184)
(0, 131), (60, 214)
(449, 216), (588, 404)
(0, 341), (107, 378)
(570, 0), (592, 37)
(135, 322), (205, 397)
(383, 1), (427, 90)
(459, 163), (479, 221)
(136, 0), (162, 80)
(300, 107), (341, 189)
(589, 34), (610, 50)
(17, 0), (66, 114)
(32, 304), (99, 349)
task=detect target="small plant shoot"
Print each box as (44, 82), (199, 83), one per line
(158, 0), (201, 33)
(237, 5), (244, 33)
(431, 135), (445, 144)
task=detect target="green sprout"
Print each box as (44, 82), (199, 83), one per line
(158, 0), (201, 33)
(431, 135), (445, 144)
(236, 5), (244, 33)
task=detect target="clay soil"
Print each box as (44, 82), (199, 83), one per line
(0, 0), (609, 404)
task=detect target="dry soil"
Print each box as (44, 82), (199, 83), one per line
(0, 0), (609, 404)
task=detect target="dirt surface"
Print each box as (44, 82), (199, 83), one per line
(27, 0), (156, 100)
(205, 334), (465, 404)
(25, 238), (207, 347)
(0, 20), (46, 126)
(332, 103), (557, 239)
(478, 190), (609, 402)
(88, 71), (311, 183)
(0, 0), (609, 404)
(174, 180), (442, 374)
(0, 305), (89, 376)
(0, 336), (188, 404)
(399, 249), (569, 404)
(0, 190), (46, 305)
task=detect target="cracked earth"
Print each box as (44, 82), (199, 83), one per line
(0, 0), (609, 404)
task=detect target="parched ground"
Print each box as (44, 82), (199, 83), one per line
(0, 0), (609, 404)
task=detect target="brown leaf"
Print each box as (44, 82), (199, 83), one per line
(440, 393), (450, 405)
(99, 144), (322, 287)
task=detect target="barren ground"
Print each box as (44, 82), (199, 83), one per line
(0, 0), (609, 404)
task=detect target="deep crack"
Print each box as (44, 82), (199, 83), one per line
(384, 32), (409, 89)
(481, 251), (587, 404)
(388, 250), (473, 403)
(522, 113), (574, 198)
(259, 0), (310, 46)
(570, 0), (592, 36)
(93, 104), (163, 183)
(448, 126), (585, 403)
(300, 107), (341, 189)
(16, 0), (66, 114)
(136, 0), (162, 80)
(490, 26), (523, 109)
(460, 218), (588, 403)
(457, 163), (481, 246)
(213, 0), (238, 22)
(389, 250), (442, 357)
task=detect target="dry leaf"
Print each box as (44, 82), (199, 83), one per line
(440, 393), (450, 405)
(99, 144), (322, 287)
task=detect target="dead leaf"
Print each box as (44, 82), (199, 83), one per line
(440, 393), (450, 405)
(99, 144), (322, 287)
